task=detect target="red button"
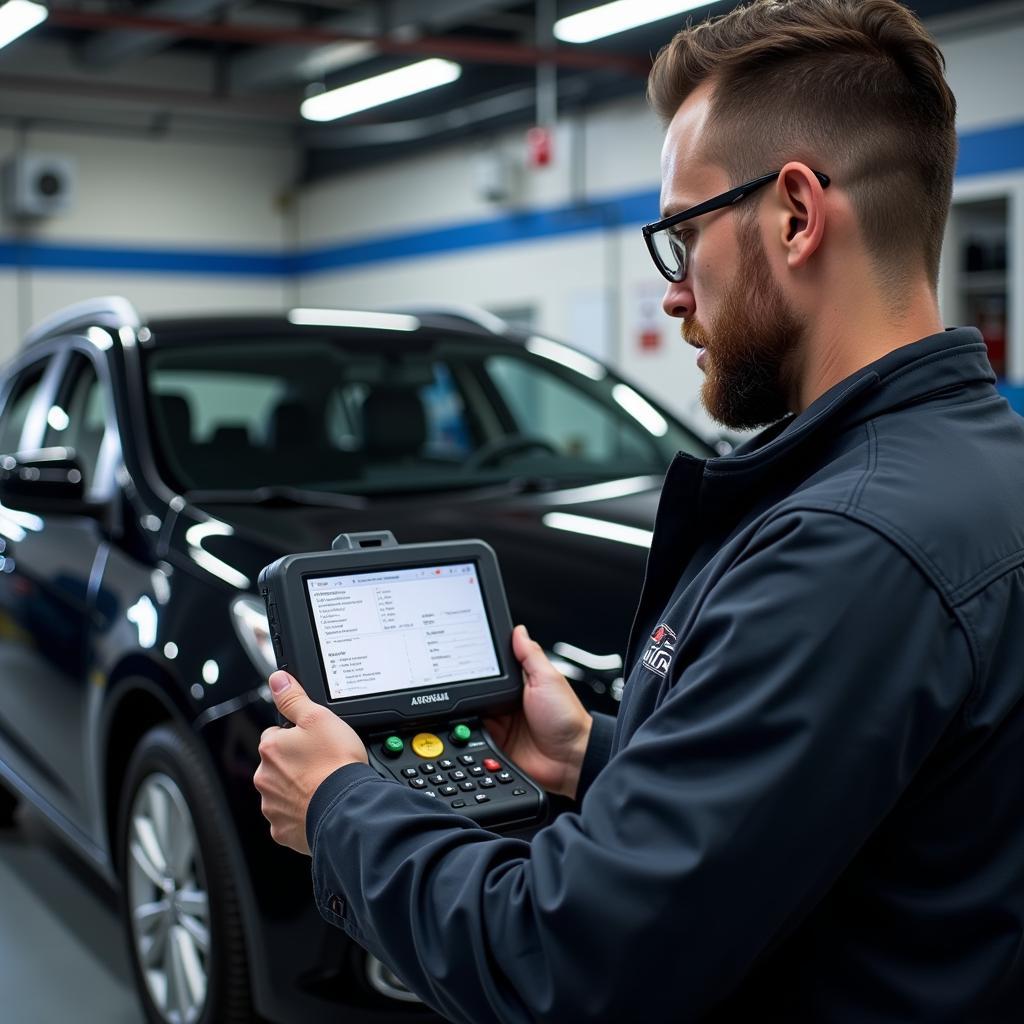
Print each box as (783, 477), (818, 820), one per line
(483, 758), (501, 773)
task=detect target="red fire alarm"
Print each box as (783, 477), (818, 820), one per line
(640, 328), (661, 350)
(526, 126), (553, 167)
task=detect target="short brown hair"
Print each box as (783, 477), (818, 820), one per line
(648, 0), (957, 291)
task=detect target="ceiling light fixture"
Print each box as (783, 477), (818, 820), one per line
(301, 58), (462, 123)
(0, 0), (47, 51)
(554, 0), (712, 44)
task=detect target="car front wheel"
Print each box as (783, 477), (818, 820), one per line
(117, 723), (253, 1024)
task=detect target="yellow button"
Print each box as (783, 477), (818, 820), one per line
(411, 732), (444, 759)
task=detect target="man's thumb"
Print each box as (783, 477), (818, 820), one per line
(269, 670), (315, 723)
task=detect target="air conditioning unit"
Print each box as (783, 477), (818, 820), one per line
(3, 154), (76, 219)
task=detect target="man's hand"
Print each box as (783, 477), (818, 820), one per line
(484, 625), (593, 800)
(253, 670), (368, 855)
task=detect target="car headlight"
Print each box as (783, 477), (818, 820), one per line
(230, 595), (278, 680)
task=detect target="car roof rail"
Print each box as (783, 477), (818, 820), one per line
(389, 304), (513, 337)
(23, 295), (142, 349)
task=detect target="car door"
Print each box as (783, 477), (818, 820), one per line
(0, 346), (117, 834)
(0, 352), (71, 815)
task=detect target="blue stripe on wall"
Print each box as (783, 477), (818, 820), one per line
(0, 241), (289, 276)
(0, 120), (1021, 278)
(295, 187), (657, 274)
(957, 122), (1024, 179)
(997, 383), (1024, 416)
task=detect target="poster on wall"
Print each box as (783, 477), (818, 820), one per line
(632, 280), (668, 353)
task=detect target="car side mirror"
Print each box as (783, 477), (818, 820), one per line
(0, 447), (95, 514)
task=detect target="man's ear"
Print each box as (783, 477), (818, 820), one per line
(774, 162), (826, 270)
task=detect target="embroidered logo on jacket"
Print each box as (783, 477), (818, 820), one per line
(641, 623), (677, 678)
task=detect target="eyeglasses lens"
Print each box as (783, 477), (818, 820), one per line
(652, 229), (686, 282)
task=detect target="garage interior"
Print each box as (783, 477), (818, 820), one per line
(0, 1), (1022, 1022)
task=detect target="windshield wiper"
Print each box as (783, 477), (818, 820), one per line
(184, 485), (367, 509)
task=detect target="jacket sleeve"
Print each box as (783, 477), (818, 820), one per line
(576, 710), (615, 799)
(306, 510), (973, 1023)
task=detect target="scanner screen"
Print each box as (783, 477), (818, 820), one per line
(305, 562), (501, 700)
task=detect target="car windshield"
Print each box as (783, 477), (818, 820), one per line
(142, 330), (708, 496)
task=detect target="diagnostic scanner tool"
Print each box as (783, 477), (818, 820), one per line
(258, 532), (546, 830)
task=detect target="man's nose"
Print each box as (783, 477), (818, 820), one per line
(662, 280), (693, 319)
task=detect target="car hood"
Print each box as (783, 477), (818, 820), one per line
(178, 478), (663, 669)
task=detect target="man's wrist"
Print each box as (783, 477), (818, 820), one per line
(562, 713), (594, 801)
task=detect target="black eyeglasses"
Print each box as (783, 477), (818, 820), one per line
(642, 169), (831, 283)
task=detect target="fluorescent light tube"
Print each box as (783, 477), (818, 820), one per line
(301, 58), (462, 122)
(0, 1), (47, 50)
(288, 308), (420, 332)
(555, 0), (711, 44)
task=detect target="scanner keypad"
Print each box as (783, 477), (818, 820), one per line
(368, 722), (539, 826)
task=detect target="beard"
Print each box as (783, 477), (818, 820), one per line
(682, 219), (805, 431)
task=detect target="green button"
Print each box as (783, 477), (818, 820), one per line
(451, 724), (472, 744)
(383, 736), (404, 757)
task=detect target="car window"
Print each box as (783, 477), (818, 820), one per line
(150, 371), (287, 444)
(0, 363), (47, 455)
(43, 354), (109, 491)
(143, 334), (706, 495)
(326, 361), (474, 459)
(484, 354), (658, 464)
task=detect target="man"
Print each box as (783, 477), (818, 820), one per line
(255, 1), (1024, 1019)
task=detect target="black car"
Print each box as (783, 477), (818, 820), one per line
(0, 297), (712, 1024)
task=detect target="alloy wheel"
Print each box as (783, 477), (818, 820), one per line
(126, 772), (211, 1024)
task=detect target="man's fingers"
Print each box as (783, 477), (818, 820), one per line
(512, 624), (558, 687)
(269, 670), (320, 726)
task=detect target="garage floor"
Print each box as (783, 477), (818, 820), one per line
(0, 806), (143, 1023)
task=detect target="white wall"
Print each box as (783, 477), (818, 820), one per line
(940, 20), (1024, 132)
(295, 16), (1024, 434)
(0, 110), (297, 362)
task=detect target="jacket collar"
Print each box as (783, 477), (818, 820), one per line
(702, 326), (992, 483)
(624, 328), (992, 679)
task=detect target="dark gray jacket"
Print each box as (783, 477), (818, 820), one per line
(306, 327), (1024, 1022)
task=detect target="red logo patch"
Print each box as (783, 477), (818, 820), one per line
(642, 623), (678, 679)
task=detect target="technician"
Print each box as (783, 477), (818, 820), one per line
(254, 1), (1024, 1019)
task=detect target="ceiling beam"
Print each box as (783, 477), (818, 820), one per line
(0, 72), (296, 121)
(46, 7), (651, 80)
(230, 0), (523, 92)
(78, 0), (236, 66)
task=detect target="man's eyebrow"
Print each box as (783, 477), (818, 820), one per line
(659, 201), (689, 220)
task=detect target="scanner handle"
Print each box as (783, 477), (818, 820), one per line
(332, 530), (398, 551)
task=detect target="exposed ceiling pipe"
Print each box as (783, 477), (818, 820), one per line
(79, 0), (235, 65)
(535, 0), (557, 129)
(0, 110), (294, 146)
(46, 8), (652, 77)
(0, 73), (296, 121)
(231, 0), (517, 92)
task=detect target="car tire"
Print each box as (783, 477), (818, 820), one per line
(0, 781), (17, 827)
(117, 722), (253, 1024)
